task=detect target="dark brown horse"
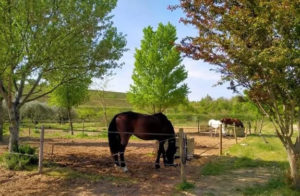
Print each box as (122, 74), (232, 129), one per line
(221, 118), (244, 128)
(108, 111), (177, 172)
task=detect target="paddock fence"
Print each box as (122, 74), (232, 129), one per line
(5, 123), (247, 184)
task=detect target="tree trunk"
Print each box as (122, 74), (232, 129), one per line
(248, 121), (251, 135)
(0, 97), (3, 141)
(8, 103), (20, 152)
(103, 107), (108, 129)
(258, 117), (264, 134)
(286, 146), (300, 189)
(67, 107), (73, 135)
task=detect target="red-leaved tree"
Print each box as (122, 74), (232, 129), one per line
(172, 0), (300, 188)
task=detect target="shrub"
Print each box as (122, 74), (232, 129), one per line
(2, 144), (38, 170)
(175, 181), (195, 191)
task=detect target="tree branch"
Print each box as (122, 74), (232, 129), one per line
(20, 73), (43, 106)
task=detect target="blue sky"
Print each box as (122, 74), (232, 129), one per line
(91, 0), (237, 101)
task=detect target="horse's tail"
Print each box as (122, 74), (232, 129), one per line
(108, 115), (120, 155)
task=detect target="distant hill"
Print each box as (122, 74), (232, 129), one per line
(81, 90), (132, 108)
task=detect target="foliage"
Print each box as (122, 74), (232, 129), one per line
(175, 0), (300, 187)
(77, 108), (97, 121)
(21, 101), (55, 123)
(0, 0), (127, 150)
(128, 23), (189, 113)
(1, 144), (38, 170)
(50, 78), (91, 109)
(53, 106), (76, 124)
(175, 181), (195, 191)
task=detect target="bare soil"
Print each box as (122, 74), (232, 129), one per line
(0, 132), (273, 196)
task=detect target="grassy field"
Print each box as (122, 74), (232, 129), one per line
(199, 123), (300, 195)
(30, 90), (251, 127)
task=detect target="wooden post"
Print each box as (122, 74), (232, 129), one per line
(51, 144), (54, 156)
(233, 123), (237, 144)
(38, 126), (45, 174)
(28, 127), (31, 136)
(197, 118), (200, 134)
(82, 119), (85, 134)
(179, 128), (186, 182)
(219, 124), (222, 156)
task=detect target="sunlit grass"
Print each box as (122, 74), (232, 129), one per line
(199, 122), (300, 195)
(175, 181), (195, 191)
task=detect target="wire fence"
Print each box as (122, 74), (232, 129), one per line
(1, 124), (243, 184)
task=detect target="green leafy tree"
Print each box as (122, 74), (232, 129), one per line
(93, 77), (111, 128)
(175, 0), (300, 188)
(21, 101), (55, 126)
(128, 23), (189, 113)
(0, 0), (126, 151)
(50, 78), (91, 135)
(77, 107), (97, 132)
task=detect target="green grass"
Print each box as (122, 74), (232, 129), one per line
(0, 144), (38, 170)
(175, 181), (195, 191)
(240, 176), (299, 196)
(199, 124), (300, 195)
(201, 156), (285, 176)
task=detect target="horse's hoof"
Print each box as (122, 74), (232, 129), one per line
(122, 166), (128, 172)
(155, 164), (160, 169)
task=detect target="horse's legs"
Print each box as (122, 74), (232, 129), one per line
(119, 144), (128, 172)
(119, 133), (131, 172)
(161, 145), (167, 166)
(155, 141), (165, 169)
(113, 153), (120, 167)
(155, 143), (162, 169)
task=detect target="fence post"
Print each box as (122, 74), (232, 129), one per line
(38, 126), (45, 174)
(29, 127), (31, 136)
(197, 118), (200, 134)
(219, 124), (222, 156)
(51, 144), (54, 156)
(179, 128), (186, 182)
(233, 123), (237, 144)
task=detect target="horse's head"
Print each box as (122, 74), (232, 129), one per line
(165, 138), (177, 165)
(156, 113), (177, 166)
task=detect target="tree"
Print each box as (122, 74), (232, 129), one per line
(77, 107), (97, 132)
(0, 96), (3, 141)
(174, 0), (300, 188)
(50, 78), (91, 135)
(128, 23), (189, 113)
(0, 0), (126, 151)
(21, 101), (55, 127)
(93, 77), (111, 128)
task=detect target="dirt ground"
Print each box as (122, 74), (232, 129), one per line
(0, 132), (273, 196)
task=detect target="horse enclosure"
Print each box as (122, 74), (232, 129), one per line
(0, 124), (242, 195)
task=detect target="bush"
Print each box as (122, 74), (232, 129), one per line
(1, 144), (38, 170)
(175, 181), (195, 191)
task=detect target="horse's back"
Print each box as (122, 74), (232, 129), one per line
(114, 111), (174, 140)
(209, 119), (221, 128)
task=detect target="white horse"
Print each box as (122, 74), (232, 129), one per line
(208, 119), (225, 135)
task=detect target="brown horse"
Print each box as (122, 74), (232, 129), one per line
(108, 111), (177, 172)
(220, 118), (244, 128)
